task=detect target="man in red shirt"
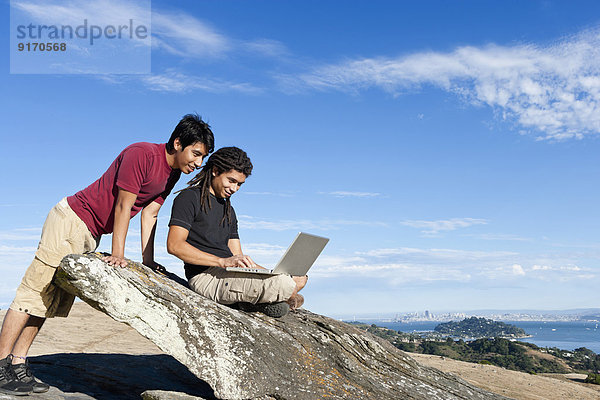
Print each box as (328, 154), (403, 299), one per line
(0, 114), (214, 396)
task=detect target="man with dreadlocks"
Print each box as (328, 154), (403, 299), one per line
(0, 114), (214, 396)
(167, 147), (307, 318)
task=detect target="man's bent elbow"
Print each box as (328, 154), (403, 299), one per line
(166, 240), (178, 256)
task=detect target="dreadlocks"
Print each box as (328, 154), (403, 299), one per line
(185, 147), (253, 225)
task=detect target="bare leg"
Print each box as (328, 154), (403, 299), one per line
(10, 315), (45, 365)
(286, 276), (308, 310)
(0, 309), (32, 360)
(292, 275), (308, 292)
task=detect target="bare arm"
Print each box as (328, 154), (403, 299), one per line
(141, 200), (164, 270)
(104, 187), (137, 267)
(167, 226), (257, 268)
(228, 239), (243, 256)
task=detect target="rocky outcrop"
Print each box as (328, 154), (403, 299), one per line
(55, 253), (510, 400)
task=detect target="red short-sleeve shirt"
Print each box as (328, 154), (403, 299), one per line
(67, 142), (181, 237)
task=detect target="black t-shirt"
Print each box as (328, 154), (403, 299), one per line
(169, 187), (239, 279)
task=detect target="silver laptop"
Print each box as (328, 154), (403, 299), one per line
(225, 232), (329, 275)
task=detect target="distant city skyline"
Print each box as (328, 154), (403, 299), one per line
(332, 308), (600, 322)
(2, 0), (600, 317)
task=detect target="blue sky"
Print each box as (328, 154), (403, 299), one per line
(2, 0), (600, 317)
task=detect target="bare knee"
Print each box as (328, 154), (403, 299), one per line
(292, 275), (308, 292)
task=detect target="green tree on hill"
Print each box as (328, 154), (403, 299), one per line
(434, 317), (527, 338)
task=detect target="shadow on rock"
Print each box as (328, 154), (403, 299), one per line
(29, 353), (215, 400)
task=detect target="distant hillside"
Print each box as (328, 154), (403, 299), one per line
(350, 322), (600, 377)
(580, 314), (600, 321)
(435, 317), (527, 338)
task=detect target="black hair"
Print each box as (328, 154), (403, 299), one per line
(166, 114), (215, 153)
(186, 147), (253, 225)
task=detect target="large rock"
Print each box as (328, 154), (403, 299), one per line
(55, 253), (510, 400)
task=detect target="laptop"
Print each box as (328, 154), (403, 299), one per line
(225, 232), (329, 275)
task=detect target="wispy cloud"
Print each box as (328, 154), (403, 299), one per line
(0, 231), (40, 241)
(322, 191), (382, 198)
(480, 262), (594, 282)
(13, 0), (287, 62)
(95, 70), (261, 95)
(294, 27), (600, 140)
(238, 215), (387, 231)
(243, 39), (290, 58)
(401, 218), (488, 236)
(139, 70), (261, 94)
(358, 247), (516, 261)
(241, 243), (286, 258)
(531, 264), (583, 271)
(464, 233), (531, 242)
(12, 0), (151, 64)
(13, 0), (224, 58)
(511, 263), (526, 276)
(13, 0), (149, 27)
(311, 245), (596, 284)
(314, 262), (471, 284)
(0, 245), (38, 253)
(242, 191), (295, 197)
(151, 10), (229, 58)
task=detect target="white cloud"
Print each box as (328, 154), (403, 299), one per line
(242, 191), (294, 197)
(479, 262), (592, 281)
(0, 245), (37, 253)
(317, 245), (597, 285)
(244, 39), (289, 58)
(13, 0), (149, 27)
(313, 262), (470, 283)
(401, 218), (487, 236)
(359, 247), (516, 261)
(13, 0), (228, 58)
(465, 233), (531, 241)
(531, 264), (582, 272)
(240, 243), (286, 258)
(512, 264), (526, 276)
(139, 70), (261, 94)
(324, 191), (381, 198)
(295, 27), (600, 140)
(13, 228), (42, 232)
(0, 232), (40, 241)
(238, 215), (387, 231)
(151, 10), (229, 58)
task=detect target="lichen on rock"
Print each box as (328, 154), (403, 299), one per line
(55, 253), (510, 400)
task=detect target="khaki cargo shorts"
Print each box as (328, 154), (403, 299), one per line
(10, 198), (99, 318)
(188, 267), (297, 305)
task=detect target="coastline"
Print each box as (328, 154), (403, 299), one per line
(355, 319), (600, 354)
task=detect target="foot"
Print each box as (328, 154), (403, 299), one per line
(286, 293), (304, 310)
(255, 302), (290, 318)
(0, 356), (32, 396)
(236, 302), (290, 318)
(12, 361), (49, 394)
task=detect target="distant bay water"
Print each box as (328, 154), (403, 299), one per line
(357, 320), (600, 354)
